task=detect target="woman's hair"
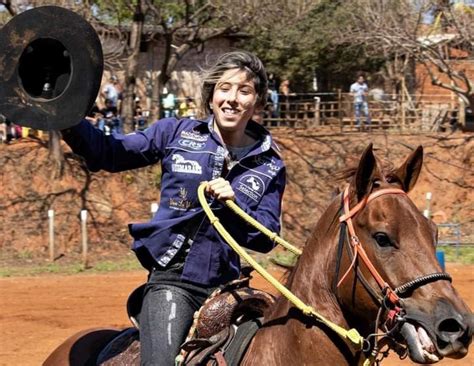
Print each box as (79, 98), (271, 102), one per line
(198, 51), (268, 118)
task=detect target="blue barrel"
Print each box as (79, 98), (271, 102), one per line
(436, 250), (446, 271)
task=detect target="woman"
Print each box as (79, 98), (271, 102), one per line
(61, 51), (286, 365)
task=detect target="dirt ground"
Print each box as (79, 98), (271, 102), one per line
(0, 264), (472, 366)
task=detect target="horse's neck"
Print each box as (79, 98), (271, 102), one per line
(288, 198), (342, 310)
(243, 198), (356, 366)
(269, 197), (347, 323)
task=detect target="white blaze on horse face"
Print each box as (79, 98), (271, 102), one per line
(166, 290), (177, 346)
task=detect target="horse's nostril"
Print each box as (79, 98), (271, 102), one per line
(438, 318), (463, 334)
(436, 317), (471, 355)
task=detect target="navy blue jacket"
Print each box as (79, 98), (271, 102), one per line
(62, 117), (286, 286)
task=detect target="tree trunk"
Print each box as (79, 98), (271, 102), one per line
(151, 75), (162, 121)
(122, 2), (144, 133)
(48, 130), (64, 178)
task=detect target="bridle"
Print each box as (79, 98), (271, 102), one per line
(333, 186), (452, 361)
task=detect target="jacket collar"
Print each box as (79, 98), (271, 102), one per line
(205, 115), (276, 157)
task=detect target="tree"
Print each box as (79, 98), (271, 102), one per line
(242, 0), (384, 92)
(88, 0), (268, 124)
(336, 0), (474, 106)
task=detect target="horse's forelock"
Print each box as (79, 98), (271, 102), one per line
(334, 157), (396, 185)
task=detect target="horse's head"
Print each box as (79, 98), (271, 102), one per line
(335, 144), (472, 363)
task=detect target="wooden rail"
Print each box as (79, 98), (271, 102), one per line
(262, 94), (459, 132)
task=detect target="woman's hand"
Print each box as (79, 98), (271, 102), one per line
(205, 178), (235, 202)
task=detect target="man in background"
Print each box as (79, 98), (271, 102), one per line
(350, 75), (371, 130)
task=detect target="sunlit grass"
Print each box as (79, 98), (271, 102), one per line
(438, 246), (474, 265)
(0, 256), (143, 278)
(0, 246), (472, 278)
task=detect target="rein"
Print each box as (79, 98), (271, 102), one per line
(197, 183), (369, 363)
(198, 182), (452, 365)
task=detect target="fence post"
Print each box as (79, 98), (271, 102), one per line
(314, 96), (321, 126)
(425, 192), (432, 218)
(401, 90), (406, 131)
(338, 89), (343, 132)
(81, 210), (88, 268)
(48, 209), (54, 261)
(454, 224), (461, 259)
(151, 203), (158, 217)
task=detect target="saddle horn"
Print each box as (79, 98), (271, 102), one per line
(0, 6), (103, 130)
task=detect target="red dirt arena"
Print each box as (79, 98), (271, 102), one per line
(0, 264), (472, 366)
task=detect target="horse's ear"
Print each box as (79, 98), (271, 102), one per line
(353, 144), (382, 201)
(390, 146), (423, 192)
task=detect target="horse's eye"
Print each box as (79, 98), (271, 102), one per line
(373, 232), (393, 247)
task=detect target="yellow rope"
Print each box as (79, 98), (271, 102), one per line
(225, 199), (302, 256)
(197, 183), (367, 356)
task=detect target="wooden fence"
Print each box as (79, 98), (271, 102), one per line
(262, 93), (463, 132)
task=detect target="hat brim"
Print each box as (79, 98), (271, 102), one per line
(0, 6), (103, 130)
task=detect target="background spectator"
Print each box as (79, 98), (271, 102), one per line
(100, 98), (121, 135)
(350, 75), (371, 129)
(101, 75), (120, 110)
(162, 87), (177, 118)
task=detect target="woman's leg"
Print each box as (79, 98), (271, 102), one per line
(140, 284), (198, 366)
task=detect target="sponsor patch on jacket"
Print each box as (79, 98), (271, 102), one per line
(171, 154), (202, 174)
(254, 155), (281, 177)
(169, 187), (192, 211)
(180, 130), (209, 142)
(237, 174), (265, 202)
(178, 139), (206, 150)
(157, 234), (186, 266)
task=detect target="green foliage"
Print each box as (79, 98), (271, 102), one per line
(440, 246), (474, 265)
(92, 0), (135, 23)
(241, 0), (385, 92)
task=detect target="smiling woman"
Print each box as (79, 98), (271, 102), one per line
(58, 50), (287, 365)
(211, 69), (261, 145)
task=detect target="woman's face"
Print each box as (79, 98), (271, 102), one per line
(211, 68), (260, 134)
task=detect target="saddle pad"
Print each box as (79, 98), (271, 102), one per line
(224, 317), (262, 366)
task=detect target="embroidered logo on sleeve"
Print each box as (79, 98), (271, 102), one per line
(171, 154), (202, 174)
(169, 187), (192, 211)
(236, 174), (265, 202)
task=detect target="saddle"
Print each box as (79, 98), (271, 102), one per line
(97, 276), (274, 366)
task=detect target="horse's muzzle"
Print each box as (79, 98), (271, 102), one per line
(400, 299), (472, 363)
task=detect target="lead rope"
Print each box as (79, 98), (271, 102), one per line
(197, 183), (374, 365)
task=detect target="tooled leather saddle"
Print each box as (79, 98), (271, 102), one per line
(97, 275), (275, 366)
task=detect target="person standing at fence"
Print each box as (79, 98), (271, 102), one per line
(61, 50), (286, 366)
(101, 75), (120, 109)
(279, 79), (292, 120)
(162, 87), (177, 118)
(350, 75), (371, 129)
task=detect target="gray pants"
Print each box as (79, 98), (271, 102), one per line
(140, 270), (216, 366)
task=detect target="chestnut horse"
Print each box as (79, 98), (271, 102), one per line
(45, 145), (472, 365)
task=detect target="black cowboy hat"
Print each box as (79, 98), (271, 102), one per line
(0, 6), (103, 130)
